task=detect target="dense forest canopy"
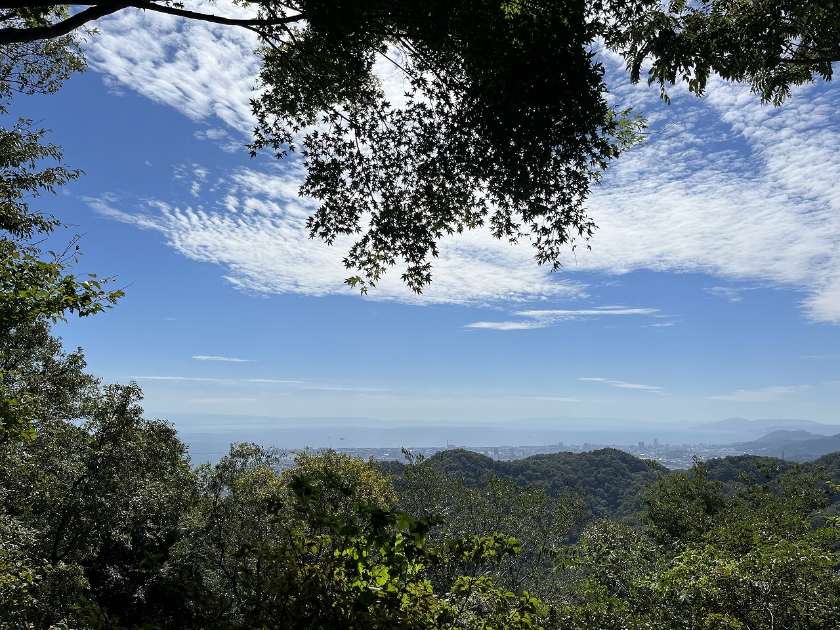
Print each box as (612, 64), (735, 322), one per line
(2, 350), (839, 627)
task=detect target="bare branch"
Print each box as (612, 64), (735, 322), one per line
(0, 4), (127, 45)
(0, 1), (306, 45)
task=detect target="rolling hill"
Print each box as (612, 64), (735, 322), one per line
(385, 447), (668, 520)
(384, 447), (840, 524)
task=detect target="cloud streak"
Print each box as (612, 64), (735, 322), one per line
(705, 286), (745, 303)
(708, 385), (810, 402)
(131, 376), (384, 393)
(578, 377), (665, 394)
(192, 355), (252, 363)
(132, 375), (302, 384)
(88, 182), (585, 305)
(466, 306), (659, 330)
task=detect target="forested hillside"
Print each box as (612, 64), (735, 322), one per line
(385, 447), (840, 523)
(3, 371), (839, 628)
(384, 448), (667, 521)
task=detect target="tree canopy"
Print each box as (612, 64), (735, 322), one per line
(0, 26), (120, 442)
(2, 1), (837, 292)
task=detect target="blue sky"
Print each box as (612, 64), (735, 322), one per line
(18, 6), (840, 432)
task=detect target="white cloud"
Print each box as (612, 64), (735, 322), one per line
(705, 286), (744, 303)
(571, 54), (840, 322)
(84, 9), (840, 321)
(131, 376), (382, 393)
(519, 396), (580, 403)
(245, 378), (304, 384)
(189, 397), (259, 404)
(708, 385), (810, 402)
(464, 321), (545, 331)
(88, 181), (585, 305)
(578, 377), (665, 393)
(466, 306), (659, 330)
(517, 307), (658, 318)
(194, 127), (231, 142)
(191, 355), (252, 363)
(132, 375), (302, 384)
(297, 385), (390, 393)
(86, 2), (261, 133)
(133, 375), (228, 383)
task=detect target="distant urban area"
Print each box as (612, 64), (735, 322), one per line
(266, 420), (840, 469)
(285, 440), (740, 469)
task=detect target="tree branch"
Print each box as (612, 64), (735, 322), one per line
(0, 4), (127, 45)
(129, 1), (304, 29)
(0, 1), (305, 45)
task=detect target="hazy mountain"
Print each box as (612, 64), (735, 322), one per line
(748, 429), (823, 444)
(167, 413), (840, 463)
(732, 430), (840, 462)
(692, 418), (840, 442)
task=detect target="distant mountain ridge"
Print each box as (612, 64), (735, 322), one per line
(732, 430), (840, 462)
(697, 417), (840, 435)
(748, 429), (823, 444)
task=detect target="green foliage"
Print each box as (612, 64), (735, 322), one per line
(3, 1), (840, 293)
(0, 5), (85, 98)
(170, 445), (550, 629)
(555, 459), (840, 629)
(0, 377), (193, 628)
(1, 355), (839, 630)
(643, 457), (726, 544)
(607, 0), (840, 105)
(389, 447), (666, 522)
(654, 535), (840, 629)
(252, 0), (643, 293)
(0, 42), (120, 442)
(2, 4), (840, 628)
(393, 451), (579, 602)
(0, 113), (123, 331)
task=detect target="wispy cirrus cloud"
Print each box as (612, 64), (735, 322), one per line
(705, 286), (745, 303)
(192, 355), (252, 363)
(465, 306), (659, 330)
(518, 395), (580, 403)
(708, 385), (810, 402)
(578, 377), (665, 394)
(131, 375), (384, 393)
(88, 189), (585, 305)
(189, 397), (259, 404)
(132, 375), (301, 384)
(83, 5), (840, 322)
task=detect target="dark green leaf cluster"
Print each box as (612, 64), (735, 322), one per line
(387, 447), (666, 523)
(552, 458), (840, 629)
(251, 0), (643, 292)
(606, 0), (840, 104)
(0, 39), (121, 442)
(0, 5), (85, 99)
